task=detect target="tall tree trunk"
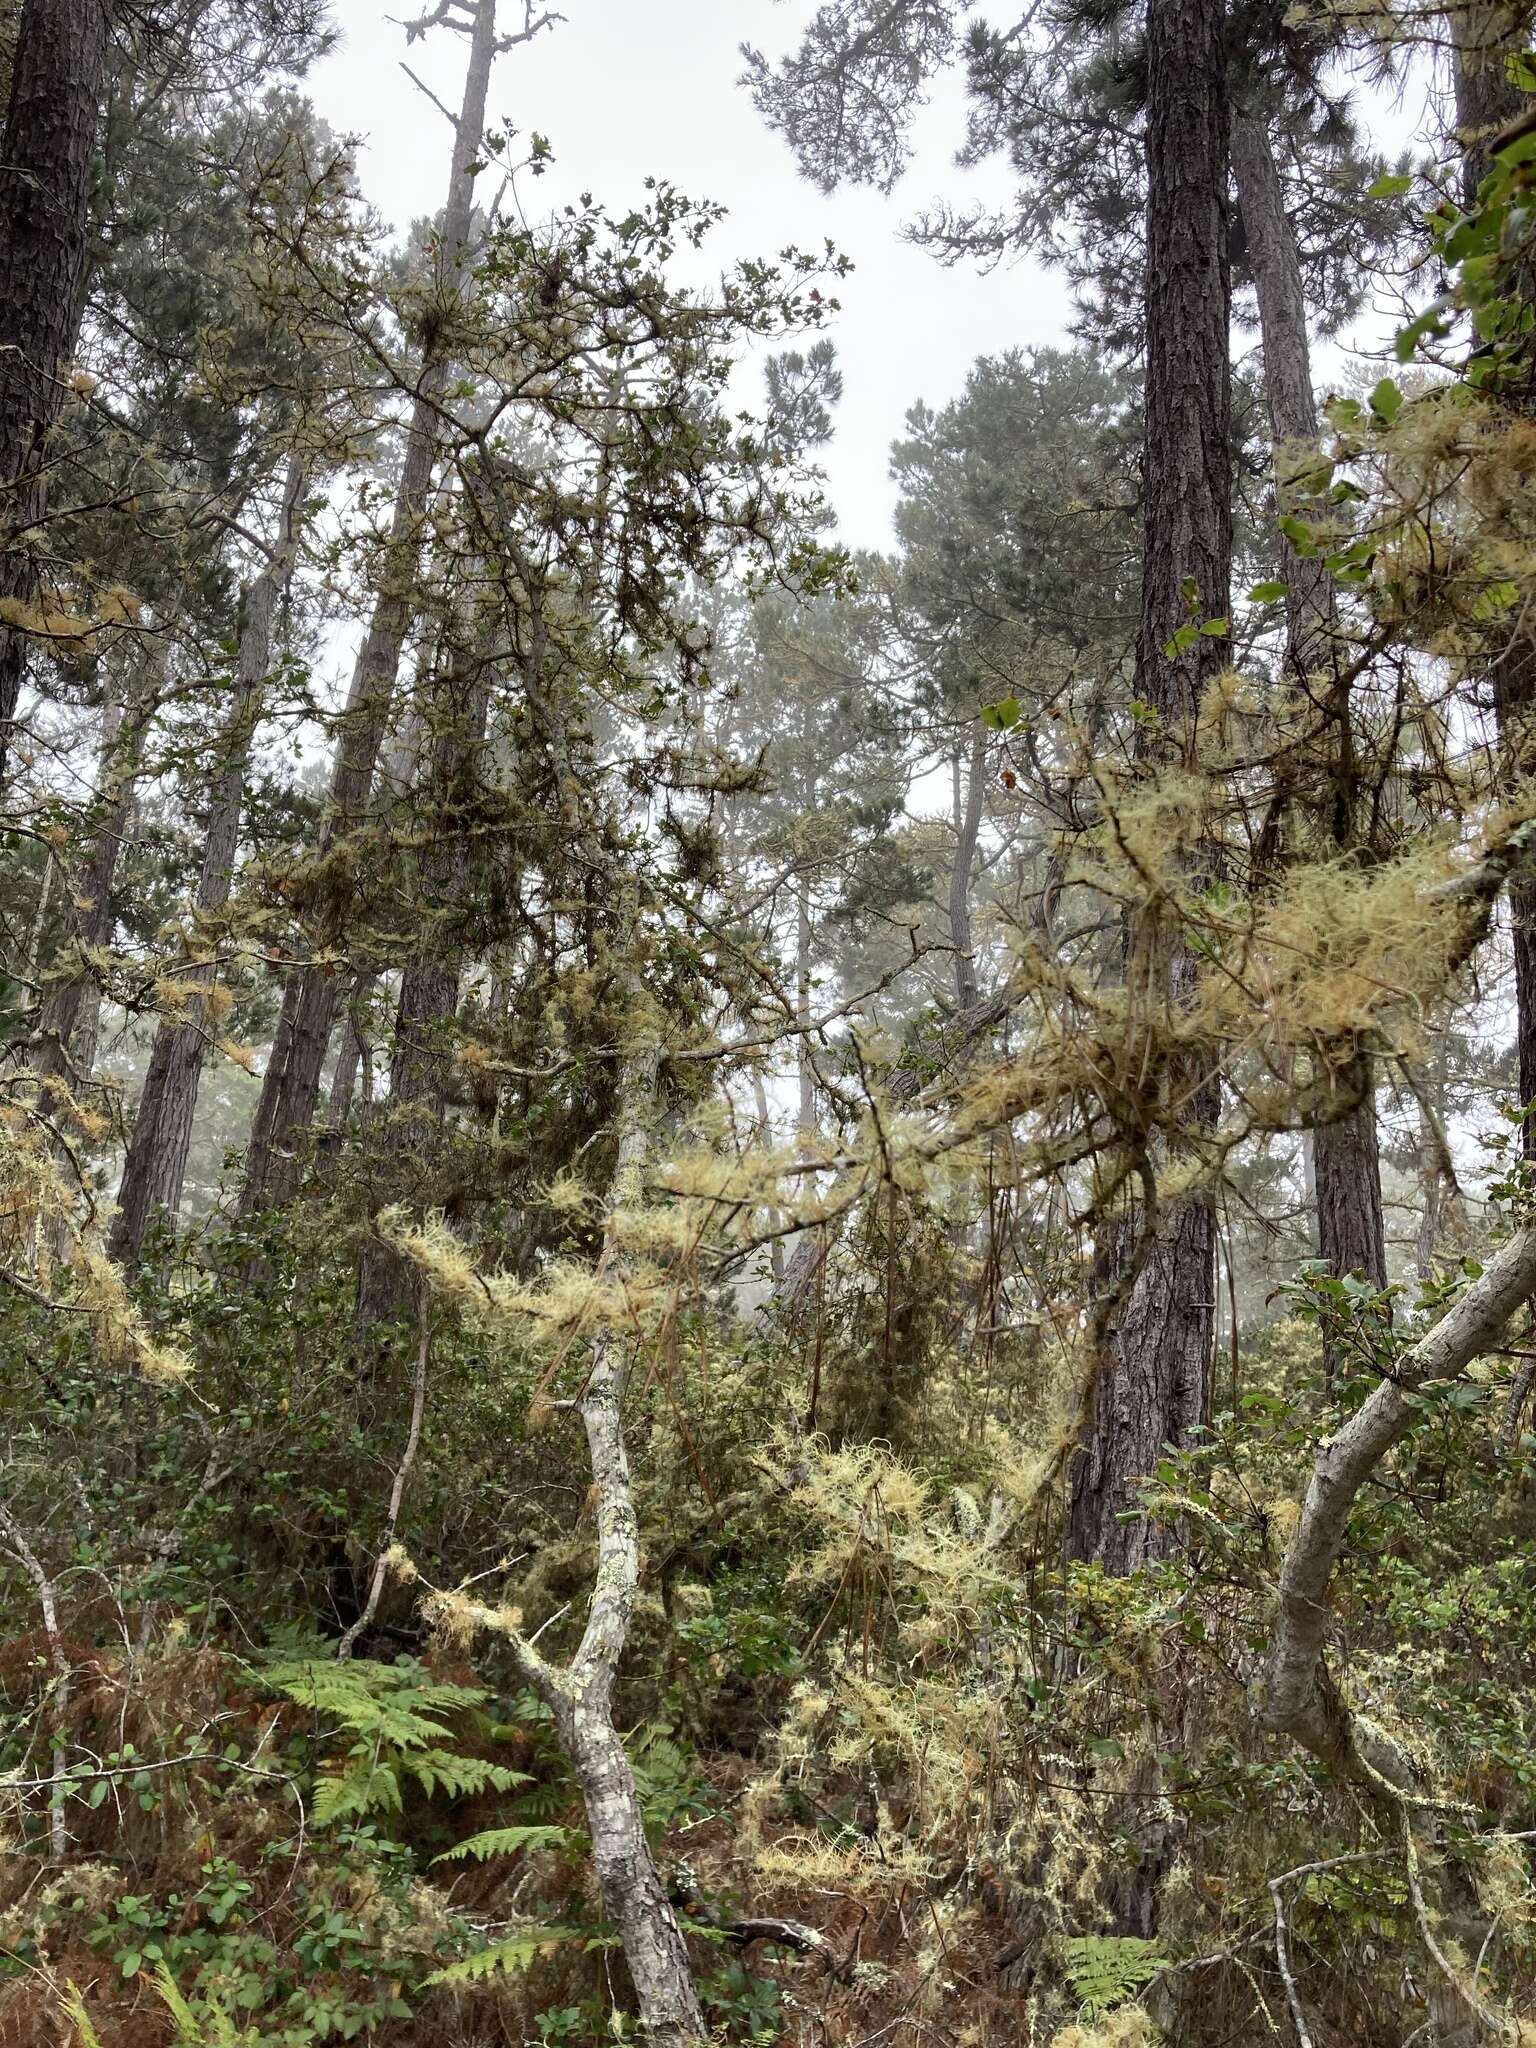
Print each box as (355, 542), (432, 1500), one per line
(1067, 0), (1231, 1570)
(795, 872), (816, 1138)
(354, 643), (491, 1337)
(949, 720), (986, 1009)
(1452, 11), (1536, 1154)
(0, 0), (110, 786)
(1231, 111), (1388, 1333)
(242, 0), (500, 1213)
(33, 652), (158, 1095)
(110, 461), (306, 1268)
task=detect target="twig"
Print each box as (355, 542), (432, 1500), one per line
(338, 1301), (431, 1660)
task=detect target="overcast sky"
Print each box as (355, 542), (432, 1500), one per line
(308, 0), (1071, 552)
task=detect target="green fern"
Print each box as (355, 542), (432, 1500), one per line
(424, 1925), (585, 1986)
(1063, 1934), (1167, 2018)
(265, 1658), (529, 1828)
(59, 1985), (105, 2048)
(151, 1962), (242, 2044)
(433, 1822), (582, 1864)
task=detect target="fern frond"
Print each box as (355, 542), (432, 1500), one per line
(424, 1926), (584, 1985)
(150, 1963), (242, 2045)
(1063, 1935), (1166, 2018)
(59, 1985), (105, 2048)
(409, 1752), (528, 1800)
(433, 1823), (582, 1864)
(312, 1760), (400, 1825)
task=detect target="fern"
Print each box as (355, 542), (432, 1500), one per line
(425, 1925), (584, 1986)
(266, 1658), (529, 1831)
(265, 1659), (488, 1749)
(151, 1963), (242, 2045)
(59, 1985), (105, 2048)
(1063, 1935), (1167, 2018)
(411, 1752), (528, 1800)
(433, 1823), (582, 1864)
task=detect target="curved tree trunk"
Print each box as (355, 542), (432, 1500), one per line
(1231, 112), (1387, 1341)
(110, 460), (307, 1268)
(1067, 0), (1231, 1567)
(242, 0), (500, 1213)
(0, 0), (110, 785)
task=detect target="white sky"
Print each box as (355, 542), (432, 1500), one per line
(308, 0), (1071, 551)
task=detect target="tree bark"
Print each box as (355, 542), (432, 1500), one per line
(110, 460), (306, 1267)
(1261, 1222), (1536, 1789)
(242, 0), (500, 1213)
(949, 719), (986, 1009)
(427, 1029), (709, 2044)
(1066, 0), (1230, 1567)
(354, 646), (490, 1337)
(32, 650), (159, 1096)
(1231, 111), (1388, 1317)
(544, 1035), (706, 2046)
(0, 0), (109, 786)
(795, 872), (816, 1139)
(1452, 12), (1536, 1154)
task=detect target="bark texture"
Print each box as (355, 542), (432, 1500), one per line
(1453, 12), (1536, 1152)
(0, 0), (110, 784)
(949, 720), (987, 1009)
(32, 653), (158, 1098)
(1067, 0), (1230, 1567)
(1231, 112), (1388, 1309)
(110, 461), (306, 1267)
(453, 1034), (709, 2043)
(353, 648), (490, 1337)
(242, 0), (499, 1212)
(1262, 1222), (1536, 1787)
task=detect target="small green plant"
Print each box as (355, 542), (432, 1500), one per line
(264, 1656), (527, 1825)
(1063, 1936), (1167, 2020)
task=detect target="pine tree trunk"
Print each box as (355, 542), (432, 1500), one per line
(949, 720), (986, 1009)
(1230, 111), (1387, 1323)
(354, 649), (491, 1337)
(1453, 12), (1536, 1154)
(1067, 0), (1230, 1568)
(33, 654), (158, 1095)
(795, 873), (816, 1138)
(110, 461), (306, 1267)
(242, 0), (500, 1213)
(0, 0), (110, 785)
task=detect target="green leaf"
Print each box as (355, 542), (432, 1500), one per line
(1247, 580), (1289, 602)
(1161, 623), (1198, 658)
(1277, 514), (1316, 552)
(1198, 617), (1230, 637)
(1366, 172), (1413, 199)
(1369, 377), (1404, 423)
